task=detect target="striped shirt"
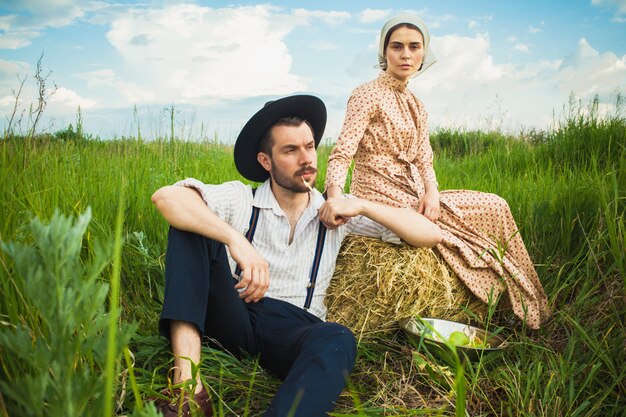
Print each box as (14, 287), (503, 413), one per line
(176, 178), (401, 320)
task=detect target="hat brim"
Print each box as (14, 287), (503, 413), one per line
(234, 95), (326, 182)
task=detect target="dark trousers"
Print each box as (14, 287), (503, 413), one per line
(159, 227), (357, 417)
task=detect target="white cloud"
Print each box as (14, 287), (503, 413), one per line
(0, 1), (133, 51)
(409, 34), (511, 128)
(76, 68), (154, 104)
(528, 21), (545, 34)
(0, 59), (95, 129)
(292, 9), (351, 26)
(592, 0), (626, 14)
(0, 96), (17, 107)
(0, 29), (39, 49)
(435, 14), (457, 23)
(310, 41), (338, 51)
(422, 13), (456, 30)
(359, 8), (391, 23)
(555, 38), (626, 97)
(0, 0), (93, 49)
(78, 68), (114, 85)
(104, 4), (323, 104)
(591, 0), (626, 23)
(422, 34), (507, 89)
(0, 59), (31, 91)
(0, 58), (29, 72)
(405, 34), (625, 131)
(465, 15), (492, 30)
(515, 43), (529, 52)
(50, 87), (97, 109)
(2, 3), (622, 136)
(0, 15), (31, 48)
(3, 0), (87, 25)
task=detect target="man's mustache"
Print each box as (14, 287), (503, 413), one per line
(295, 166), (318, 176)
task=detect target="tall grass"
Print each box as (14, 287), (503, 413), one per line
(0, 94), (624, 416)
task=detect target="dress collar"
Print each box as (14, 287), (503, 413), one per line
(378, 71), (409, 92)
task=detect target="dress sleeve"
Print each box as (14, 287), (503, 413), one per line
(325, 86), (375, 191)
(414, 99), (438, 187)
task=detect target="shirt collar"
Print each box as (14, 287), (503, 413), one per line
(254, 179), (325, 217)
(378, 71), (409, 92)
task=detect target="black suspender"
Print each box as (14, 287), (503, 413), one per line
(234, 189), (260, 277)
(303, 222), (327, 309)
(236, 187), (327, 310)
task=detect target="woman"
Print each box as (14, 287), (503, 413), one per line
(323, 14), (549, 329)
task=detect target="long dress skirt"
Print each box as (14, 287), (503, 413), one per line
(433, 190), (549, 329)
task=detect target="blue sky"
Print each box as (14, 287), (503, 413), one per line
(1, 0), (625, 141)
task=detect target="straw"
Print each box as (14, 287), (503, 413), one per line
(326, 235), (487, 340)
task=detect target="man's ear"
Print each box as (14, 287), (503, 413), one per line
(257, 152), (271, 172)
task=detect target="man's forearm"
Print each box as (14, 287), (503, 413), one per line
(152, 185), (270, 302)
(151, 185), (240, 246)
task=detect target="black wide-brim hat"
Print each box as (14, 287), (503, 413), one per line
(234, 95), (327, 182)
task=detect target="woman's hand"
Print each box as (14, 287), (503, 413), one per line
(320, 185), (348, 229)
(318, 197), (362, 229)
(418, 187), (440, 222)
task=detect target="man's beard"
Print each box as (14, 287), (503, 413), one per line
(270, 164), (317, 193)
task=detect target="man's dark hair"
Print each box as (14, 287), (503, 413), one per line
(258, 117), (314, 156)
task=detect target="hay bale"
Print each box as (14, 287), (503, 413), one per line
(326, 235), (486, 339)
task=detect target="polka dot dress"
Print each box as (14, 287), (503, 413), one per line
(326, 72), (549, 329)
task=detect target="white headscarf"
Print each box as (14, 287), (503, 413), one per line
(377, 14), (436, 78)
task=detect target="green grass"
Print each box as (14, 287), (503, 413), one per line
(0, 96), (624, 416)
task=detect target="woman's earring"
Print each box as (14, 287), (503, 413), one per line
(418, 63), (424, 71)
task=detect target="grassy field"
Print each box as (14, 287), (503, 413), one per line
(0, 96), (624, 416)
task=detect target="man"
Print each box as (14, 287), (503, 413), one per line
(151, 95), (442, 417)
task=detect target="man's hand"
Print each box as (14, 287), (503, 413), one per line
(152, 185), (271, 302)
(227, 235), (270, 303)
